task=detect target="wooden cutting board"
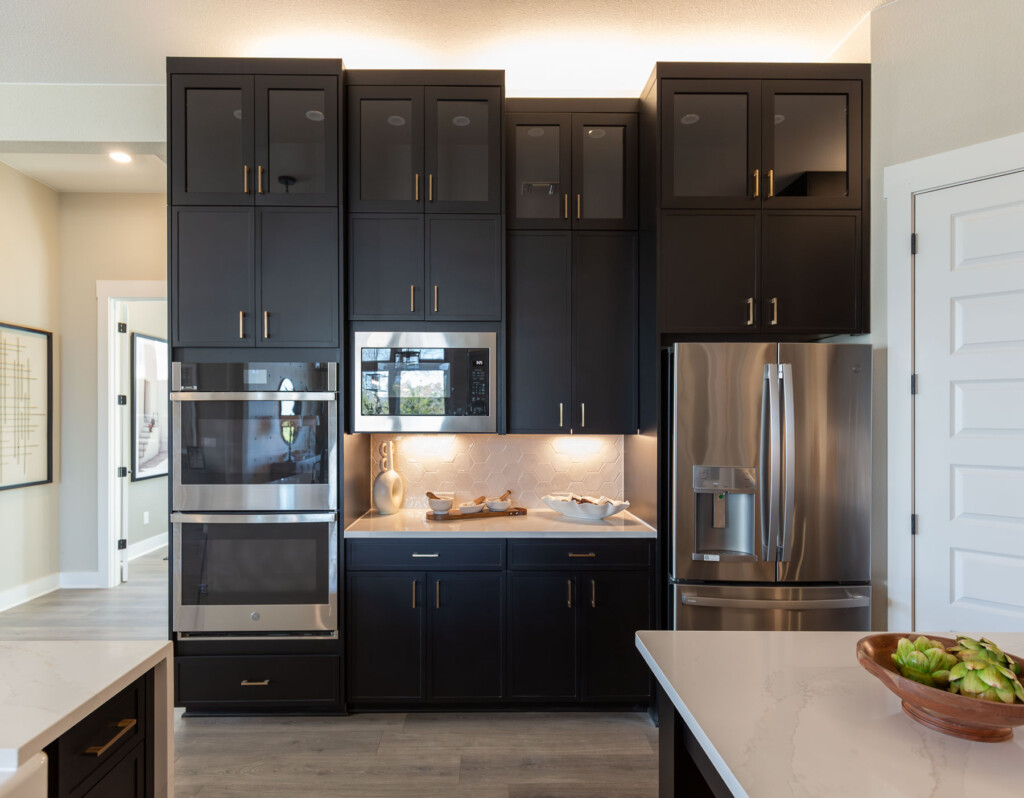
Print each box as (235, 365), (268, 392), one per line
(426, 507), (528, 522)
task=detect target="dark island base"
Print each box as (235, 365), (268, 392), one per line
(657, 686), (734, 798)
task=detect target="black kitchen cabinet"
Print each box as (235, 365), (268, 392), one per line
(507, 111), (637, 230)
(348, 214), (425, 319)
(508, 573), (577, 700)
(580, 570), (652, 702)
(507, 230), (636, 434)
(427, 215), (503, 320)
(80, 741), (145, 798)
(170, 73), (338, 207)
(348, 84), (502, 214)
(172, 207), (339, 347)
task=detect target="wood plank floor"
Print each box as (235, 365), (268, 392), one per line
(0, 549), (659, 797)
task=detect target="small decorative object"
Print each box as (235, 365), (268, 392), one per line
(131, 333), (169, 481)
(542, 493), (630, 520)
(0, 322), (52, 491)
(426, 491), (453, 515)
(372, 440), (405, 515)
(486, 490), (513, 512)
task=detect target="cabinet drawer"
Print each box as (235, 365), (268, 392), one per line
(48, 672), (148, 796)
(347, 539), (505, 570)
(508, 540), (651, 570)
(176, 655), (340, 706)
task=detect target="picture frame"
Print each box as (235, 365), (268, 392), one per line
(0, 321), (53, 491)
(131, 332), (169, 481)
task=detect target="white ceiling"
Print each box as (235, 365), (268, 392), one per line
(0, 153), (166, 193)
(0, 0), (883, 193)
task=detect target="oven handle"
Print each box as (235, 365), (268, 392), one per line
(171, 391), (336, 402)
(171, 513), (337, 524)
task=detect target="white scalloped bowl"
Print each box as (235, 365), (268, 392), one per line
(542, 494), (630, 520)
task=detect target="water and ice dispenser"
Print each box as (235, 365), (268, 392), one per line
(691, 466), (757, 562)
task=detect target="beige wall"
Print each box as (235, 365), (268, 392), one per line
(0, 162), (61, 604)
(58, 193), (166, 574)
(868, 0), (1024, 628)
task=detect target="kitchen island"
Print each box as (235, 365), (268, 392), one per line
(636, 630), (1024, 797)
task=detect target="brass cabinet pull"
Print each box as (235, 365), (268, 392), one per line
(567, 579), (572, 608)
(433, 285), (438, 313)
(591, 579), (596, 609)
(240, 680), (270, 687)
(576, 194), (581, 220)
(746, 297), (755, 326)
(559, 402), (564, 428)
(263, 311), (269, 339)
(752, 168), (759, 198)
(257, 165), (265, 195)
(428, 174), (434, 202)
(243, 165), (251, 194)
(436, 579), (441, 609)
(415, 173), (420, 202)
(568, 552), (596, 558)
(581, 402), (585, 428)
(767, 169), (774, 198)
(410, 285), (415, 313)
(238, 311), (245, 339)
(84, 718), (136, 756)
(412, 579), (417, 609)
(564, 193), (569, 219)
(770, 297), (779, 326)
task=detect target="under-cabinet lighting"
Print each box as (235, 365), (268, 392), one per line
(552, 436), (604, 457)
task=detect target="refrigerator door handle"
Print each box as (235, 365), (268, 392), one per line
(780, 362), (796, 563)
(761, 364), (781, 562)
(680, 594), (870, 610)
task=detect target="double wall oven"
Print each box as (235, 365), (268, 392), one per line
(170, 362), (338, 637)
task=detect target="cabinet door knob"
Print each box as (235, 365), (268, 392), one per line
(746, 297), (755, 326)
(770, 297), (779, 326)
(752, 168), (759, 198)
(238, 311), (245, 339)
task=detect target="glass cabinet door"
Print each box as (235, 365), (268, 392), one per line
(660, 79), (761, 209)
(762, 80), (862, 209)
(425, 86), (502, 213)
(170, 75), (255, 205)
(507, 113), (570, 229)
(255, 75), (338, 206)
(572, 113), (637, 229)
(348, 86), (425, 212)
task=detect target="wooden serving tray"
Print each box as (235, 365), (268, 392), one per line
(426, 507), (528, 522)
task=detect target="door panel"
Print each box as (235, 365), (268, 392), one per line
(508, 573), (577, 700)
(507, 232), (572, 433)
(348, 86), (424, 212)
(507, 112), (571, 229)
(776, 343), (872, 584)
(348, 214), (424, 320)
(426, 214), (502, 320)
(572, 112), (637, 230)
(581, 571), (651, 702)
(429, 572), (504, 700)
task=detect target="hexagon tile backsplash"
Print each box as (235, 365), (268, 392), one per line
(369, 434), (624, 510)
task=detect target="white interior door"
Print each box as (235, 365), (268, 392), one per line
(914, 170), (1024, 632)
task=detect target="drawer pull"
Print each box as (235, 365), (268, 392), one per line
(241, 679), (270, 687)
(568, 552), (596, 558)
(591, 578), (596, 608)
(412, 553), (439, 558)
(84, 718), (136, 757)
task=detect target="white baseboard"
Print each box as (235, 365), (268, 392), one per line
(0, 573), (60, 613)
(60, 572), (105, 589)
(127, 532), (168, 562)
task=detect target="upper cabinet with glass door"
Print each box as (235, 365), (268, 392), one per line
(661, 78), (861, 210)
(348, 84), (502, 213)
(170, 73), (338, 206)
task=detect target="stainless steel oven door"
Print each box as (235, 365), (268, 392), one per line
(171, 392), (337, 511)
(172, 513), (338, 635)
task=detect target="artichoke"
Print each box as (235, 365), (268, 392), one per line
(947, 635), (1024, 704)
(892, 636), (958, 687)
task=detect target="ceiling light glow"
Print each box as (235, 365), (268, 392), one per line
(109, 151), (132, 163)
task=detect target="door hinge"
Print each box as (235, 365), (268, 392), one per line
(117, 322), (127, 334)
(117, 394), (127, 406)
(117, 539), (127, 550)
(910, 233), (918, 255)
(910, 373), (919, 394)
(116, 466), (128, 478)
(911, 514), (919, 536)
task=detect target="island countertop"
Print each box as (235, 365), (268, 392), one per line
(636, 630), (1024, 798)
(345, 508), (656, 538)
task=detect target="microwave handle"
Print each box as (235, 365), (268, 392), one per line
(171, 391), (336, 402)
(171, 513), (337, 525)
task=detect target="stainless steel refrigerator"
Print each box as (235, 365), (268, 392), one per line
(669, 342), (871, 631)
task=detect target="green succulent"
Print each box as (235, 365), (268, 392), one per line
(946, 635), (1024, 704)
(892, 636), (958, 688)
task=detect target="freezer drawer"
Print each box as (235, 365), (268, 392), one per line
(673, 584), (870, 631)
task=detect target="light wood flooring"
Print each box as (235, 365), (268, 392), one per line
(0, 549), (659, 797)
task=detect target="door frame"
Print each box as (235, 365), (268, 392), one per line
(885, 131), (1024, 631)
(96, 280), (166, 589)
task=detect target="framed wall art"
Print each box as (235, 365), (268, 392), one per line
(131, 332), (169, 481)
(0, 322), (53, 491)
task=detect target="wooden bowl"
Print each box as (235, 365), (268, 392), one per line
(857, 633), (1024, 742)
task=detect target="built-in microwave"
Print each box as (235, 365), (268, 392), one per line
(353, 331), (496, 432)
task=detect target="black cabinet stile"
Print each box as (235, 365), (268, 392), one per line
(580, 571), (652, 702)
(348, 214), (426, 319)
(508, 573), (578, 700)
(426, 215), (503, 321)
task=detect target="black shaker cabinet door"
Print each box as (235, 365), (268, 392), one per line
(347, 572), (426, 702)
(429, 571), (505, 701)
(506, 112), (571, 230)
(426, 214), (502, 321)
(170, 74), (255, 205)
(172, 207), (254, 347)
(573, 232), (637, 433)
(348, 214), (425, 320)
(571, 112), (637, 230)
(507, 232), (572, 433)
(580, 570), (652, 703)
(257, 208), (339, 347)
(507, 573), (578, 700)
(658, 211), (759, 334)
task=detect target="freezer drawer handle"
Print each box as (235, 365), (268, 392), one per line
(680, 594), (869, 610)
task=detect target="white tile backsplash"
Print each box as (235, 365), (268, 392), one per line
(369, 434), (624, 509)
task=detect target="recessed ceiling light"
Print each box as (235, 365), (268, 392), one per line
(680, 114), (700, 125)
(387, 115), (406, 127)
(774, 114), (786, 125)
(452, 115), (471, 127)
(305, 110), (325, 122)
(109, 151), (132, 164)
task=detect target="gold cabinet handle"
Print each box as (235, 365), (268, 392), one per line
(84, 718), (136, 756)
(428, 173), (434, 202)
(752, 168), (759, 198)
(768, 169), (774, 199)
(415, 173), (420, 202)
(244, 165), (251, 195)
(433, 285), (438, 313)
(576, 193), (581, 220)
(257, 165), (265, 195)
(568, 552), (596, 558)
(564, 193), (569, 219)
(746, 297), (755, 326)
(436, 579), (441, 609)
(412, 579), (417, 609)
(238, 311), (245, 339)
(263, 310), (269, 339)
(240, 680), (270, 687)
(770, 297), (779, 326)
(567, 579), (572, 608)
(559, 402), (564, 428)
(410, 285), (415, 313)
(581, 402), (585, 428)
(591, 579), (596, 609)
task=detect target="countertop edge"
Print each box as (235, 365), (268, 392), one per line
(2, 641), (173, 771)
(344, 509), (657, 538)
(635, 632), (748, 798)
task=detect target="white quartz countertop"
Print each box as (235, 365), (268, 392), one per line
(636, 630), (1024, 798)
(345, 508), (656, 538)
(0, 640), (172, 771)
